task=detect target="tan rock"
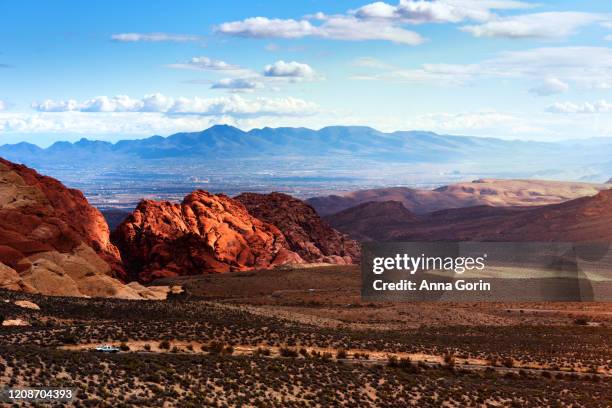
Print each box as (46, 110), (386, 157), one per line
(14, 300), (40, 310)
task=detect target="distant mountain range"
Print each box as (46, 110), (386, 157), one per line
(2, 124), (610, 167)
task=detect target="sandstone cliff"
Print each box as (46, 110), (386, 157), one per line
(112, 191), (303, 281)
(0, 158), (161, 298)
(235, 192), (359, 263)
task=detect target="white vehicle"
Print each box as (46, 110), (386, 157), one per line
(94, 345), (120, 353)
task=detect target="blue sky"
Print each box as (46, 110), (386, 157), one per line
(1, 0), (612, 145)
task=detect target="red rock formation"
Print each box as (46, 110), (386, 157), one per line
(0, 158), (157, 298)
(235, 192), (359, 264)
(112, 190), (303, 281)
(0, 158), (124, 278)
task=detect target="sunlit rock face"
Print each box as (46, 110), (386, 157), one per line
(113, 190), (304, 282)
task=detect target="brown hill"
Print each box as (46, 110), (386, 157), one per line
(396, 188), (612, 242)
(307, 179), (610, 216)
(332, 189), (612, 243)
(325, 201), (417, 242)
(112, 191), (303, 282)
(235, 192), (359, 264)
(0, 158), (159, 299)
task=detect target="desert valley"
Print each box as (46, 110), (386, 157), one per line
(0, 151), (611, 406)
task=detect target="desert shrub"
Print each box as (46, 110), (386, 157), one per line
(398, 358), (412, 370)
(387, 356), (398, 367)
(224, 345), (234, 355)
(159, 340), (170, 350)
(143, 344), (151, 351)
(502, 358), (514, 368)
(254, 347), (270, 357)
(279, 347), (298, 358)
(336, 349), (347, 359)
(206, 341), (225, 354)
(443, 353), (456, 366)
(119, 343), (130, 351)
(574, 318), (588, 326)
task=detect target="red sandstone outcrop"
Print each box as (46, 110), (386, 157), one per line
(0, 158), (161, 298)
(112, 190), (303, 281)
(235, 192), (359, 264)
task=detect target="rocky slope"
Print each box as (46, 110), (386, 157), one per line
(235, 192), (359, 264)
(112, 191), (303, 282)
(330, 189), (612, 243)
(308, 179), (610, 216)
(0, 158), (161, 299)
(325, 201), (417, 242)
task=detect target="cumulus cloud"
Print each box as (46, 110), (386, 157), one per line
(170, 57), (320, 91)
(111, 33), (201, 42)
(529, 78), (569, 96)
(0, 100), (6, 111)
(211, 78), (264, 91)
(215, 1), (541, 44)
(263, 60), (316, 78)
(461, 12), (603, 39)
(216, 15), (424, 45)
(546, 100), (612, 114)
(31, 94), (319, 117)
(218, 18), (317, 39)
(354, 0), (533, 24)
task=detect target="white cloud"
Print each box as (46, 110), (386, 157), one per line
(0, 100), (6, 111)
(211, 78), (264, 91)
(352, 47), (612, 91)
(170, 57), (321, 91)
(216, 1), (541, 45)
(529, 77), (569, 96)
(354, 0), (533, 24)
(168, 56), (247, 73)
(111, 33), (201, 42)
(216, 15), (424, 45)
(31, 94), (319, 117)
(546, 100), (612, 114)
(461, 12), (603, 39)
(218, 18), (317, 39)
(263, 60), (316, 78)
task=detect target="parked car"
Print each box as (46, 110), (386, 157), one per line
(94, 345), (120, 353)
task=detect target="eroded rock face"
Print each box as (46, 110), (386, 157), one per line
(112, 190), (303, 281)
(235, 192), (359, 264)
(0, 158), (124, 278)
(0, 158), (145, 299)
